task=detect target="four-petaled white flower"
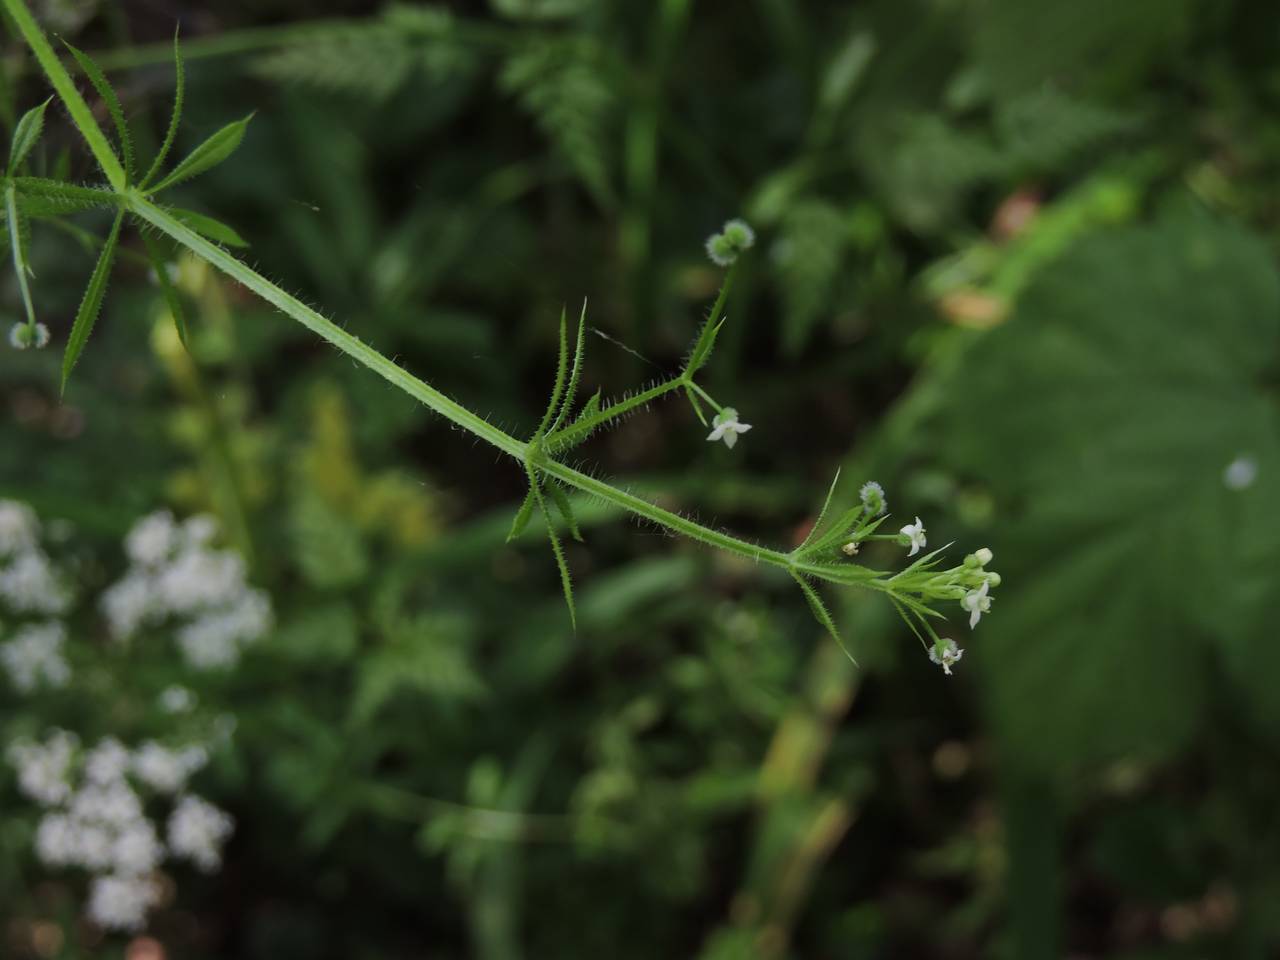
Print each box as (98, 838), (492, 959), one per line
(900, 516), (926, 556)
(706, 407), (752, 449)
(961, 580), (991, 629)
(929, 638), (964, 675)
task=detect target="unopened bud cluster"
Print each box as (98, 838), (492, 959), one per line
(705, 218), (756, 267)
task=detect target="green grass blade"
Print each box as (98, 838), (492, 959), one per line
(1, 0), (126, 190)
(5, 181), (36, 324)
(791, 571), (857, 665)
(8, 97), (50, 172)
(146, 113), (253, 195)
(63, 42), (133, 182)
(139, 30), (184, 191)
(141, 232), (187, 347)
(61, 208), (123, 392)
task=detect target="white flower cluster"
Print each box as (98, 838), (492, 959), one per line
(1, 621), (71, 692)
(8, 730), (234, 932)
(0, 500), (72, 616)
(101, 511), (271, 669)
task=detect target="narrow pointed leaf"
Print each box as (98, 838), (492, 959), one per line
(684, 382), (708, 426)
(166, 206), (248, 247)
(546, 481), (583, 542)
(574, 390), (601, 423)
(683, 317), (725, 379)
(534, 306), (570, 439)
(796, 468), (842, 552)
(549, 299), (588, 433)
(506, 486), (537, 542)
(64, 42), (133, 181)
(792, 572), (857, 664)
(141, 232), (187, 347)
(61, 208), (123, 392)
(9, 97), (50, 171)
(146, 113), (253, 195)
(529, 466), (575, 629)
(140, 30), (184, 190)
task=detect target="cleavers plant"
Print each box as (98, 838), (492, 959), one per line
(0, 0), (999, 671)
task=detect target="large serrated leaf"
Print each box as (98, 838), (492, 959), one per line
(61, 208), (124, 392)
(146, 113), (253, 195)
(939, 216), (1280, 774)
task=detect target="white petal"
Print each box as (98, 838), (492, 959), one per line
(723, 431), (738, 449)
(969, 608), (981, 629)
(707, 425), (726, 442)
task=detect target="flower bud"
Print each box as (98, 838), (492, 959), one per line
(858, 480), (886, 516)
(974, 547), (993, 566)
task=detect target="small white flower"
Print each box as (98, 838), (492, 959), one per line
(168, 794), (234, 872)
(706, 407), (753, 449)
(900, 516), (926, 557)
(841, 541), (859, 556)
(929, 638), (964, 676)
(961, 580), (991, 629)
(86, 873), (160, 931)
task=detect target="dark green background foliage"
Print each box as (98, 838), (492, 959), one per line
(2, 0), (1278, 957)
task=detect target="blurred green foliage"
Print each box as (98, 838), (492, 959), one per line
(2, 0), (1279, 958)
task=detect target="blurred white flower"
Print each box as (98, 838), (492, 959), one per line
(87, 873), (159, 931)
(1223, 455), (1258, 491)
(70, 780), (144, 828)
(132, 741), (207, 794)
(168, 794), (234, 872)
(8, 730), (78, 805)
(112, 819), (163, 874)
(0, 550), (71, 615)
(125, 511), (178, 567)
(0, 500), (39, 556)
(900, 516), (926, 557)
(1, 621), (70, 691)
(706, 407), (752, 449)
(159, 685), (197, 714)
(84, 738), (131, 785)
(177, 590), (272, 670)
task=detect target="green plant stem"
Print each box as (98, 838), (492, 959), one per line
(6, 0), (902, 611)
(4, 181), (36, 325)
